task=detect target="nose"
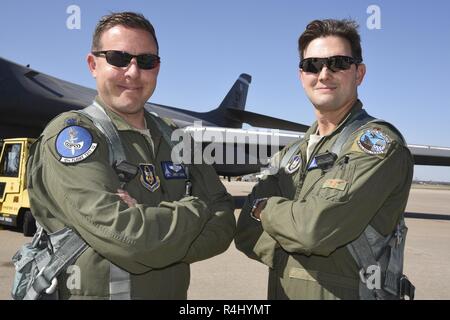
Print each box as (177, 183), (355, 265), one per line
(124, 57), (140, 79)
(318, 64), (332, 81)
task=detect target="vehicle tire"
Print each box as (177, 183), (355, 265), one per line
(23, 210), (36, 237)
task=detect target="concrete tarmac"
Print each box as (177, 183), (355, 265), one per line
(1, 184), (449, 300)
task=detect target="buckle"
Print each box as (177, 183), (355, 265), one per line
(400, 275), (415, 300)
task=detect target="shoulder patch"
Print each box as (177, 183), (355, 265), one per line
(357, 129), (391, 155)
(55, 126), (98, 163)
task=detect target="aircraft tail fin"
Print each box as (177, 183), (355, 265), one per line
(206, 73), (308, 131)
(218, 73), (251, 111)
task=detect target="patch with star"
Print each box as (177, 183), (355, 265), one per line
(357, 129), (391, 155)
(285, 154), (302, 174)
(55, 126), (97, 163)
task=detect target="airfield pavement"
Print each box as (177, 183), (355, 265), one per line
(0, 182), (449, 300)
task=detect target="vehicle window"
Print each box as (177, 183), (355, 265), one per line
(0, 144), (21, 177)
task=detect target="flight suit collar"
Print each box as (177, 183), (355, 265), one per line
(304, 99), (364, 142)
(93, 96), (163, 145)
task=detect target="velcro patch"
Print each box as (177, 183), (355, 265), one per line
(322, 179), (348, 191)
(357, 129), (391, 155)
(55, 126), (97, 163)
(161, 161), (187, 179)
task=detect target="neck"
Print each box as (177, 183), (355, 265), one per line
(315, 98), (357, 136)
(118, 110), (146, 130)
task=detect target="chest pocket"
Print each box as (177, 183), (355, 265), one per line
(314, 161), (356, 202)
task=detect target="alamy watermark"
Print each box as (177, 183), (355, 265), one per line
(169, 121), (284, 168)
(66, 5), (81, 30)
(361, 265), (382, 290)
(367, 4), (382, 30)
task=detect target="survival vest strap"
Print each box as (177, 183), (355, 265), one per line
(11, 225), (88, 300)
(77, 102), (180, 298)
(12, 135), (89, 300)
(77, 101), (132, 300)
(280, 108), (415, 300)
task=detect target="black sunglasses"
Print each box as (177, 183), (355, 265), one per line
(92, 50), (160, 70)
(299, 55), (362, 73)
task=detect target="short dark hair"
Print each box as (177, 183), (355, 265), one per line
(298, 19), (362, 62)
(91, 12), (159, 53)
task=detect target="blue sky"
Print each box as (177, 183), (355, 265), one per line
(1, 0), (449, 181)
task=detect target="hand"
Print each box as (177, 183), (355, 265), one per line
(252, 199), (267, 220)
(117, 189), (138, 208)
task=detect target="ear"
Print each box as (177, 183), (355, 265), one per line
(87, 53), (97, 78)
(299, 69), (306, 89)
(355, 63), (366, 86)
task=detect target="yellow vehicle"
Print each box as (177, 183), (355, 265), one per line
(0, 138), (36, 236)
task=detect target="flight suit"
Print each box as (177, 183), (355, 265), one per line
(27, 97), (236, 299)
(235, 100), (413, 300)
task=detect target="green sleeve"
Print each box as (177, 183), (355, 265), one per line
(35, 116), (212, 274)
(181, 164), (236, 264)
(234, 172), (282, 268)
(261, 140), (413, 257)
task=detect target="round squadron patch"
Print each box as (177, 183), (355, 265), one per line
(357, 129), (391, 155)
(285, 154), (302, 174)
(55, 126), (97, 163)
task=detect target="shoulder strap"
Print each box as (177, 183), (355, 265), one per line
(146, 112), (176, 148)
(330, 109), (375, 156)
(76, 102), (131, 299)
(77, 102), (127, 165)
(329, 110), (413, 299)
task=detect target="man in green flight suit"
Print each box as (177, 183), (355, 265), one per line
(235, 19), (414, 299)
(26, 12), (235, 299)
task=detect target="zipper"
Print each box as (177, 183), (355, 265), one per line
(294, 135), (328, 200)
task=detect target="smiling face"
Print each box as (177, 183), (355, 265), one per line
(87, 25), (159, 118)
(300, 36), (365, 114)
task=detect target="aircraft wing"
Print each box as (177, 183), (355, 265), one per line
(408, 144), (450, 166)
(181, 126), (450, 176)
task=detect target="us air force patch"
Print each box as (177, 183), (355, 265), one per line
(285, 155), (302, 174)
(139, 164), (160, 192)
(55, 126), (97, 163)
(357, 129), (391, 155)
(161, 161), (187, 179)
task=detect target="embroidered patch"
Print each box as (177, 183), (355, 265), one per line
(307, 157), (318, 170)
(322, 179), (348, 191)
(55, 126), (97, 163)
(161, 161), (187, 179)
(357, 129), (391, 155)
(64, 118), (78, 126)
(139, 164), (160, 192)
(285, 154), (302, 174)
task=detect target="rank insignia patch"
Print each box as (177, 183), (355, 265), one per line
(139, 164), (160, 192)
(322, 179), (348, 191)
(161, 161), (187, 179)
(285, 155), (302, 174)
(55, 126), (97, 163)
(357, 129), (391, 155)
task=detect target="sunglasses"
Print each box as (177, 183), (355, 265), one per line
(299, 55), (361, 73)
(92, 50), (161, 70)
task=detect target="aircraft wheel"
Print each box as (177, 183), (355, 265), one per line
(23, 210), (36, 237)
